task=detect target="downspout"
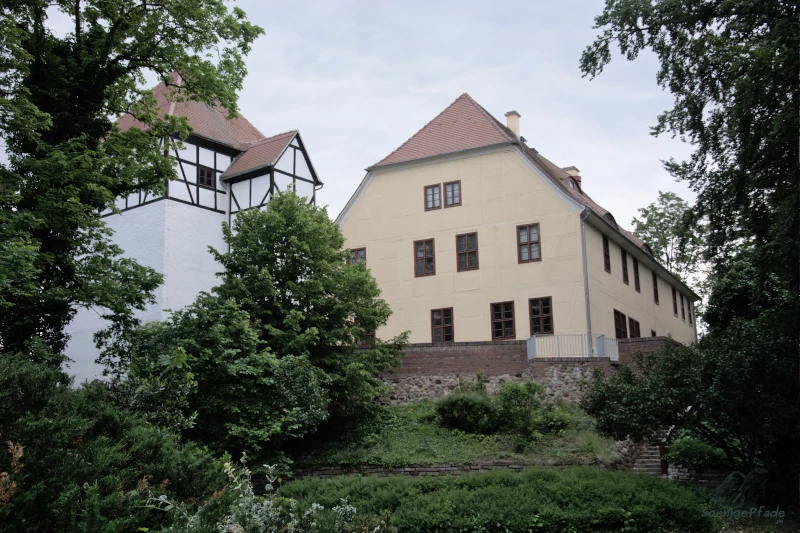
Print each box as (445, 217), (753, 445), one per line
(580, 209), (593, 356)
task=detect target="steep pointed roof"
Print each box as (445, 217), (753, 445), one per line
(117, 73), (265, 150)
(371, 93), (515, 168)
(223, 130), (297, 178)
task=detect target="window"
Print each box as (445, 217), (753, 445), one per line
(628, 317), (641, 338)
(633, 259), (640, 292)
(363, 330), (376, 344)
(456, 232), (479, 271)
(672, 287), (678, 316)
(517, 224), (541, 263)
(444, 181), (461, 207)
(424, 184), (441, 210)
(198, 166), (215, 188)
(348, 248), (366, 264)
(603, 235), (611, 273)
(680, 293), (686, 321)
(621, 250), (629, 285)
(529, 297), (553, 335)
(613, 309), (628, 339)
(651, 329), (657, 337)
(688, 304), (693, 325)
(431, 308), (454, 342)
(491, 302), (515, 340)
(653, 272), (660, 304)
(414, 239), (435, 277)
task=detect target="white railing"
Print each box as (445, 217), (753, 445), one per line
(526, 333), (618, 360)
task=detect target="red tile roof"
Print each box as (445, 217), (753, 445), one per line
(372, 92), (653, 257)
(117, 73), (265, 149)
(223, 130), (297, 178)
(371, 93), (515, 168)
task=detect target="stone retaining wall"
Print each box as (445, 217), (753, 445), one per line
(667, 463), (728, 488)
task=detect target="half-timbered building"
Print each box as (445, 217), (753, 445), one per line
(66, 74), (322, 380)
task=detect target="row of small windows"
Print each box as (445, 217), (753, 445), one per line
(424, 181), (461, 210)
(427, 298), (554, 343)
(602, 234), (693, 326)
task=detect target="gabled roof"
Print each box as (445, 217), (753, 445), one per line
(117, 73), (265, 150)
(364, 92), (657, 261)
(223, 130), (297, 179)
(371, 93), (515, 168)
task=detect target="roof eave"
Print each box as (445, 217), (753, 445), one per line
(366, 141), (515, 172)
(584, 210), (701, 301)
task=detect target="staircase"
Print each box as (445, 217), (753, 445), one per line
(630, 445), (663, 476)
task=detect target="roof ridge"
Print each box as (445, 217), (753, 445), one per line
(241, 129), (298, 149)
(372, 93), (482, 167)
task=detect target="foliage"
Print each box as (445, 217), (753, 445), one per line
(630, 191), (707, 295)
(496, 381), (546, 438)
(293, 400), (615, 469)
(154, 459), (396, 533)
(103, 294), (328, 463)
(582, 322), (799, 500)
(211, 191), (408, 415)
(436, 392), (500, 434)
(581, 0), (799, 296)
(665, 437), (729, 473)
(0, 354), (226, 533)
(0, 1), (263, 358)
(281, 467), (714, 533)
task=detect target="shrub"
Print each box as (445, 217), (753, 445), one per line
(280, 467), (714, 533)
(665, 437), (729, 472)
(532, 405), (572, 434)
(0, 355), (226, 533)
(436, 392), (499, 433)
(497, 381), (545, 437)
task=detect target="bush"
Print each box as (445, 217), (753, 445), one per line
(0, 355), (226, 533)
(532, 405), (572, 434)
(497, 381), (545, 437)
(665, 437), (729, 472)
(280, 467), (714, 533)
(436, 392), (499, 433)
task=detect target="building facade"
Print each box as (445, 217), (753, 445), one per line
(65, 75), (322, 381)
(336, 94), (698, 352)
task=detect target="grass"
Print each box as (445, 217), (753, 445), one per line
(292, 399), (617, 468)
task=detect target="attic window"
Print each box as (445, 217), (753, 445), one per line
(569, 180), (574, 189)
(603, 213), (618, 229)
(198, 166), (215, 188)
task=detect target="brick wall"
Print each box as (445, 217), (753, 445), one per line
(617, 336), (677, 365)
(381, 342), (616, 404)
(385, 341), (527, 377)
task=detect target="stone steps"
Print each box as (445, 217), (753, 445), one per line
(630, 445), (663, 476)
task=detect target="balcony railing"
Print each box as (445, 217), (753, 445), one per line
(526, 333), (619, 361)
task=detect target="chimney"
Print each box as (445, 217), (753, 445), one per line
(505, 110), (521, 137)
(562, 166), (582, 187)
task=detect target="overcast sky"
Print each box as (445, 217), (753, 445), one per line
(231, 0), (696, 228)
(37, 0), (697, 228)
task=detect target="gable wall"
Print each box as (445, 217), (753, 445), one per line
(339, 149), (587, 343)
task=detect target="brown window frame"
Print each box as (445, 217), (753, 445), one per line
(628, 317), (641, 338)
(491, 301), (516, 340)
(621, 249), (629, 285)
(613, 309), (628, 339)
(517, 223), (542, 264)
(363, 330), (376, 344)
(198, 165), (215, 188)
(414, 239), (436, 277)
(680, 293), (686, 321)
(348, 247), (366, 265)
(672, 287), (678, 316)
(633, 258), (640, 292)
(529, 297), (554, 336)
(603, 235), (611, 273)
(444, 180), (462, 208)
(455, 232), (479, 272)
(424, 184), (441, 211)
(688, 304), (693, 325)
(431, 308), (454, 343)
(652, 272), (660, 304)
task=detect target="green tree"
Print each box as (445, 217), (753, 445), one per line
(104, 294), (328, 462)
(211, 191), (408, 415)
(581, 0), (799, 293)
(630, 191), (705, 287)
(0, 1), (263, 358)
